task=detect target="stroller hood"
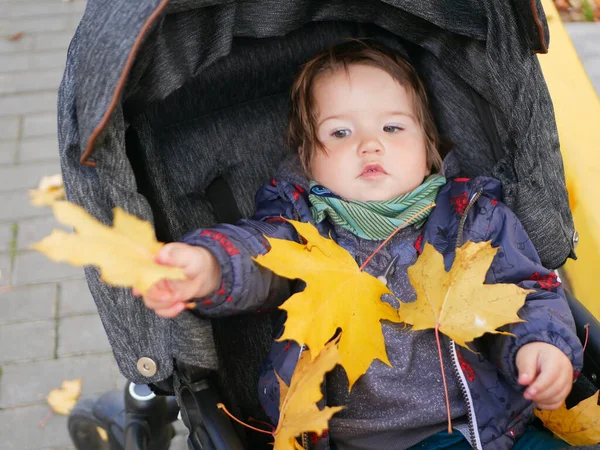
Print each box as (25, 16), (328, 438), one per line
(57, 0), (576, 422)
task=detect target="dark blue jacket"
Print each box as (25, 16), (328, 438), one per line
(182, 169), (583, 450)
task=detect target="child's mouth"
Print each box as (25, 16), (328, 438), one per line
(360, 163), (387, 178)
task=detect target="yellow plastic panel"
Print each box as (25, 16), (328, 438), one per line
(538, 0), (600, 317)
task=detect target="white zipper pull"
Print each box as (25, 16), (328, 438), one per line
(377, 255), (399, 286)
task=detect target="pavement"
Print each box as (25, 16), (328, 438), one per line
(0, 2), (598, 449)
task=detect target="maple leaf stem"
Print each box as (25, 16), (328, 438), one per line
(216, 403), (274, 435)
(435, 326), (453, 434)
(583, 323), (590, 352)
(359, 203), (435, 272)
(38, 409), (53, 428)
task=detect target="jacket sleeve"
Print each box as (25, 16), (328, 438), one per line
(481, 201), (584, 388)
(180, 217), (298, 317)
(179, 180), (304, 317)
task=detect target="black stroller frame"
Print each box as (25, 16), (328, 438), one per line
(59, 0), (600, 449)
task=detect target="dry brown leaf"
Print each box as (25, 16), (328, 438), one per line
(47, 379), (82, 415)
(535, 391), (600, 446)
(400, 241), (532, 348)
(274, 340), (344, 450)
(31, 201), (186, 294)
(7, 32), (24, 41)
(29, 174), (66, 207)
(254, 220), (401, 389)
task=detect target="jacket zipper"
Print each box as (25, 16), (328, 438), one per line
(451, 191), (483, 450)
(81, 0), (170, 167)
(294, 344), (309, 449)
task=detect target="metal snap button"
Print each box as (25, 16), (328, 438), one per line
(573, 231), (579, 249)
(137, 357), (158, 377)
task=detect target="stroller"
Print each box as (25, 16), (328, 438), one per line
(58, 0), (600, 448)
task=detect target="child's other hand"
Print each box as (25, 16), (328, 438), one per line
(516, 342), (573, 410)
(132, 243), (221, 318)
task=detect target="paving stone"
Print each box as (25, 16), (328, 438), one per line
(0, 320), (55, 364)
(0, 353), (118, 408)
(0, 283), (56, 325)
(23, 112), (57, 138)
(0, 160), (61, 192)
(0, 140), (17, 164)
(13, 250), (84, 285)
(0, 52), (29, 72)
(18, 135), (59, 162)
(18, 215), (67, 250)
(566, 24), (600, 94)
(60, 278), (97, 317)
(0, 252), (11, 288)
(58, 314), (112, 357)
(170, 433), (189, 450)
(29, 49), (69, 70)
(0, 116), (19, 141)
(0, 190), (50, 221)
(0, 221), (12, 252)
(0, 15), (71, 38)
(0, 1), (86, 18)
(0, 91), (58, 117)
(0, 404), (72, 449)
(0, 69), (64, 95)
(34, 31), (76, 51)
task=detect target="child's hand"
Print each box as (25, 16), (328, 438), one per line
(516, 342), (573, 410)
(132, 243), (221, 318)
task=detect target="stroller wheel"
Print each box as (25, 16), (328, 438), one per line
(68, 397), (112, 450)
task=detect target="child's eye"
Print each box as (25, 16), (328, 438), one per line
(383, 125), (403, 133)
(331, 129), (351, 138)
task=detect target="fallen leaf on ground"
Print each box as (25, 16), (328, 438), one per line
(254, 220), (401, 389)
(31, 201), (186, 295)
(29, 174), (66, 206)
(47, 379), (82, 415)
(274, 339), (344, 450)
(535, 391), (600, 446)
(97, 427), (108, 441)
(7, 32), (24, 41)
(400, 241), (532, 348)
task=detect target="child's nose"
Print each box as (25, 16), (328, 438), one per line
(358, 137), (384, 155)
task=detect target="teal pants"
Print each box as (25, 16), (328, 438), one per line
(409, 426), (567, 449)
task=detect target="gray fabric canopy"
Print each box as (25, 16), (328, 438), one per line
(57, 0), (575, 423)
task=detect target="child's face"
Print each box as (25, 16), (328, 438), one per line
(310, 64), (430, 202)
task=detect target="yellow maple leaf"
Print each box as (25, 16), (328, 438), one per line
(47, 379), (82, 415)
(29, 174), (66, 206)
(254, 220), (401, 389)
(273, 340), (344, 450)
(535, 392), (600, 446)
(31, 201), (186, 295)
(400, 241), (532, 348)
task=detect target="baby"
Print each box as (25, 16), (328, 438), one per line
(135, 40), (583, 450)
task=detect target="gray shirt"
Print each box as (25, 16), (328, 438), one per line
(327, 226), (467, 450)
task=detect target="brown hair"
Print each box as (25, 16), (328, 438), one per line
(288, 39), (443, 175)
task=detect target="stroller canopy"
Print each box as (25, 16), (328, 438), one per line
(58, 0), (576, 423)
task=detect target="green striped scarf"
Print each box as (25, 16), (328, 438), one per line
(309, 175), (446, 240)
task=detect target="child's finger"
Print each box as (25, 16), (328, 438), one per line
(154, 301), (186, 318)
(530, 370), (571, 403)
(524, 367), (557, 399)
(168, 278), (210, 302)
(156, 243), (194, 268)
(132, 287), (141, 297)
(143, 294), (178, 310)
(516, 354), (539, 386)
